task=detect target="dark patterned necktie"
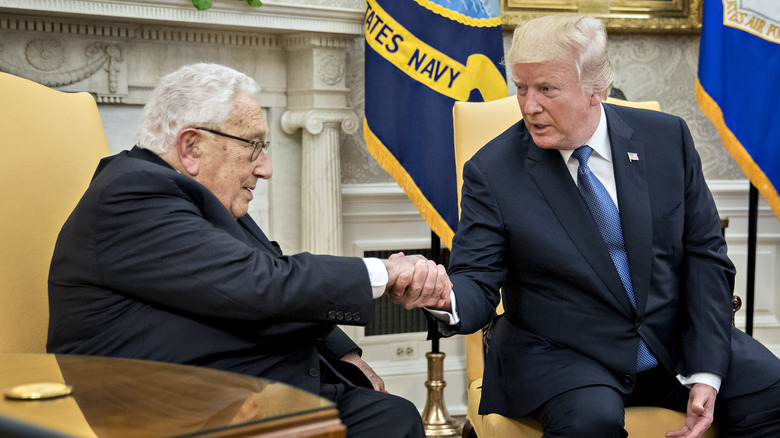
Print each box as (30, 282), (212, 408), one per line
(572, 145), (658, 372)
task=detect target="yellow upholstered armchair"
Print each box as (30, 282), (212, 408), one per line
(0, 72), (110, 353)
(452, 95), (719, 438)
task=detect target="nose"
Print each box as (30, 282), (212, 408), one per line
(254, 151), (273, 179)
(519, 90), (542, 115)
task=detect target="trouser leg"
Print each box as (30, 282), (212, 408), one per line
(714, 378), (780, 438)
(321, 382), (425, 438)
(531, 384), (627, 438)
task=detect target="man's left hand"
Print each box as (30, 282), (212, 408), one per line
(340, 351), (385, 392)
(665, 383), (717, 438)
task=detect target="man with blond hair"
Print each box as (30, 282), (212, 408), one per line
(426, 14), (780, 437)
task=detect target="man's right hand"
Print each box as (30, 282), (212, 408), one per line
(382, 253), (451, 311)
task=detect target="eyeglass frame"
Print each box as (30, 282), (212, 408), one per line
(194, 127), (270, 161)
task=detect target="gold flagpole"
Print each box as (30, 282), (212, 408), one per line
(421, 351), (462, 437)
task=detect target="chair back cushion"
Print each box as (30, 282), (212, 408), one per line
(0, 73), (110, 352)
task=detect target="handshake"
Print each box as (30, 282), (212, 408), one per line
(382, 253), (452, 312)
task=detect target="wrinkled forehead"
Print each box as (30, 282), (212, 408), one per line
(227, 93), (269, 137)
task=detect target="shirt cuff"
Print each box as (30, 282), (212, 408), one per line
(676, 372), (722, 393)
(425, 291), (461, 338)
(362, 257), (387, 299)
(426, 290), (460, 325)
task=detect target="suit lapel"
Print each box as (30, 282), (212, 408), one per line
(525, 129), (635, 316)
(238, 215), (284, 255)
(605, 105), (653, 316)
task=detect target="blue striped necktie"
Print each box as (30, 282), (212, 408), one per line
(572, 145), (658, 372)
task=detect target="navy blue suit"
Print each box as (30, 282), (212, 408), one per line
(439, 104), (780, 427)
(48, 147), (427, 437)
(47, 146), (375, 392)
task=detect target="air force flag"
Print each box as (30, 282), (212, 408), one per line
(697, 0), (780, 221)
(363, 0), (506, 247)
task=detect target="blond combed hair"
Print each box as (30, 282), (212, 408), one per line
(506, 14), (614, 97)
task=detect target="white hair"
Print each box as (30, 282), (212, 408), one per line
(506, 14), (614, 96)
(134, 63), (260, 154)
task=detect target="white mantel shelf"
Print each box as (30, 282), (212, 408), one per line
(0, 0), (364, 35)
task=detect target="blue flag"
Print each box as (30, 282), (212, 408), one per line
(697, 0), (780, 221)
(363, 0), (506, 247)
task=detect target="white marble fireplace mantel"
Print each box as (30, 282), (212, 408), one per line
(0, 0), (367, 256)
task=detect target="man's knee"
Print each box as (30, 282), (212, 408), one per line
(716, 379), (780, 438)
(535, 386), (626, 438)
(368, 393), (423, 437)
(337, 388), (424, 438)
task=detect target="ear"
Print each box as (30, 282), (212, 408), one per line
(176, 128), (202, 176)
(590, 91), (605, 106)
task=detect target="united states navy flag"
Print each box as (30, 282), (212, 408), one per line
(363, 0), (506, 247)
(697, 0), (780, 221)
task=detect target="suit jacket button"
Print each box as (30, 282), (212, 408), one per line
(344, 312), (353, 321)
(353, 312), (361, 322)
(327, 310), (336, 320)
(308, 368), (319, 378)
(336, 311), (344, 321)
(623, 374), (634, 384)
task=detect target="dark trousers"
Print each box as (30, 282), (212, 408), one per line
(320, 382), (425, 438)
(318, 355), (423, 438)
(531, 366), (780, 438)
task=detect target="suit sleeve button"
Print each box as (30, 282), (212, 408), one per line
(353, 312), (361, 322)
(344, 312), (353, 321)
(308, 368), (319, 378)
(327, 311), (336, 320)
(336, 311), (344, 321)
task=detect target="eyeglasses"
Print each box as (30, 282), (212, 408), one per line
(195, 127), (270, 161)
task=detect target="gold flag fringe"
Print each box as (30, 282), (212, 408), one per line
(364, 119), (455, 249)
(696, 80), (780, 223)
(412, 0), (501, 28)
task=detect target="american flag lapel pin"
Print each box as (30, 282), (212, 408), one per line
(627, 152), (639, 162)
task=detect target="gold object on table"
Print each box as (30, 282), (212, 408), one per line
(4, 382), (73, 400)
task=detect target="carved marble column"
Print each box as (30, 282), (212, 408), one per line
(281, 33), (358, 255)
(282, 109), (358, 255)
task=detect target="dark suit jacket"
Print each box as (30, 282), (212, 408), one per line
(440, 104), (780, 418)
(48, 147), (374, 394)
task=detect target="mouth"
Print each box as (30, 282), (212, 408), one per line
(244, 186), (254, 200)
(527, 120), (549, 131)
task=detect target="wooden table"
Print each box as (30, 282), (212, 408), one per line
(0, 353), (345, 438)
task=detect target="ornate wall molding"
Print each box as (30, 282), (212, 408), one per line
(281, 32), (355, 49)
(0, 9), (288, 105)
(0, 39), (122, 91)
(281, 32), (354, 109)
(317, 52), (344, 85)
(0, 14), (281, 47)
(0, 0), (364, 35)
